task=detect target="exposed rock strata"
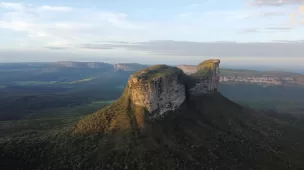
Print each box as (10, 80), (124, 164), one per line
(188, 59), (221, 95)
(127, 60), (221, 117)
(127, 65), (186, 117)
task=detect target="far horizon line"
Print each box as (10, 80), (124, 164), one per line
(0, 61), (303, 74)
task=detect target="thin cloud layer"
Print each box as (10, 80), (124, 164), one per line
(0, 2), (144, 48)
(82, 40), (304, 58)
(78, 44), (115, 50)
(253, 0), (304, 6)
(0, 1), (303, 65)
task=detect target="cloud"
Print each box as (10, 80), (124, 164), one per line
(0, 2), (23, 10)
(77, 44), (115, 50)
(240, 26), (293, 33)
(253, 0), (304, 6)
(259, 11), (285, 16)
(300, 5), (304, 12)
(82, 40), (304, 58)
(100, 41), (131, 44)
(240, 28), (260, 33)
(0, 1), (303, 53)
(37, 5), (73, 12)
(288, 5), (304, 25)
(266, 26), (293, 30)
(0, 2), (146, 48)
(44, 46), (68, 50)
(0, 2), (72, 12)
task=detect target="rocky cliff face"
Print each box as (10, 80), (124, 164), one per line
(188, 59), (221, 95)
(127, 65), (186, 117)
(127, 60), (221, 117)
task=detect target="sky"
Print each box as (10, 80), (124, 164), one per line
(0, 0), (304, 70)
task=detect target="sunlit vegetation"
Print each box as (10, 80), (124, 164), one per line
(198, 59), (219, 69)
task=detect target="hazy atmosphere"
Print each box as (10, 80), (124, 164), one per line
(0, 0), (304, 70)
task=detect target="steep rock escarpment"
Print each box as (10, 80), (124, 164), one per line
(188, 59), (221, 95)
(128, 65), (186, 117)
(128, 59), (221, 116)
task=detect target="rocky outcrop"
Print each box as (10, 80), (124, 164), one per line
(127, 59), (221, 117)
(188, 59), (221, 95)
(127, 65), (186, 117)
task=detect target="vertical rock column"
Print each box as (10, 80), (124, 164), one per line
(188, 59), (220, 95)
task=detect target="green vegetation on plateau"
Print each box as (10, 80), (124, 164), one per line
(191, 59), (220, 77)
(132, 64), (184, 81)
(198, 59), (219, 69)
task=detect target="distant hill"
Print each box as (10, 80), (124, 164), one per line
(54, 61), (114, 69)
(114, 63), (149, 72)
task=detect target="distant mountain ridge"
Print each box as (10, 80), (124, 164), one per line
(54, 61), (149, 72)
(54, 61), (113, 69)
(40, 61), (304, 87)
(1, 61), (303, 87)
